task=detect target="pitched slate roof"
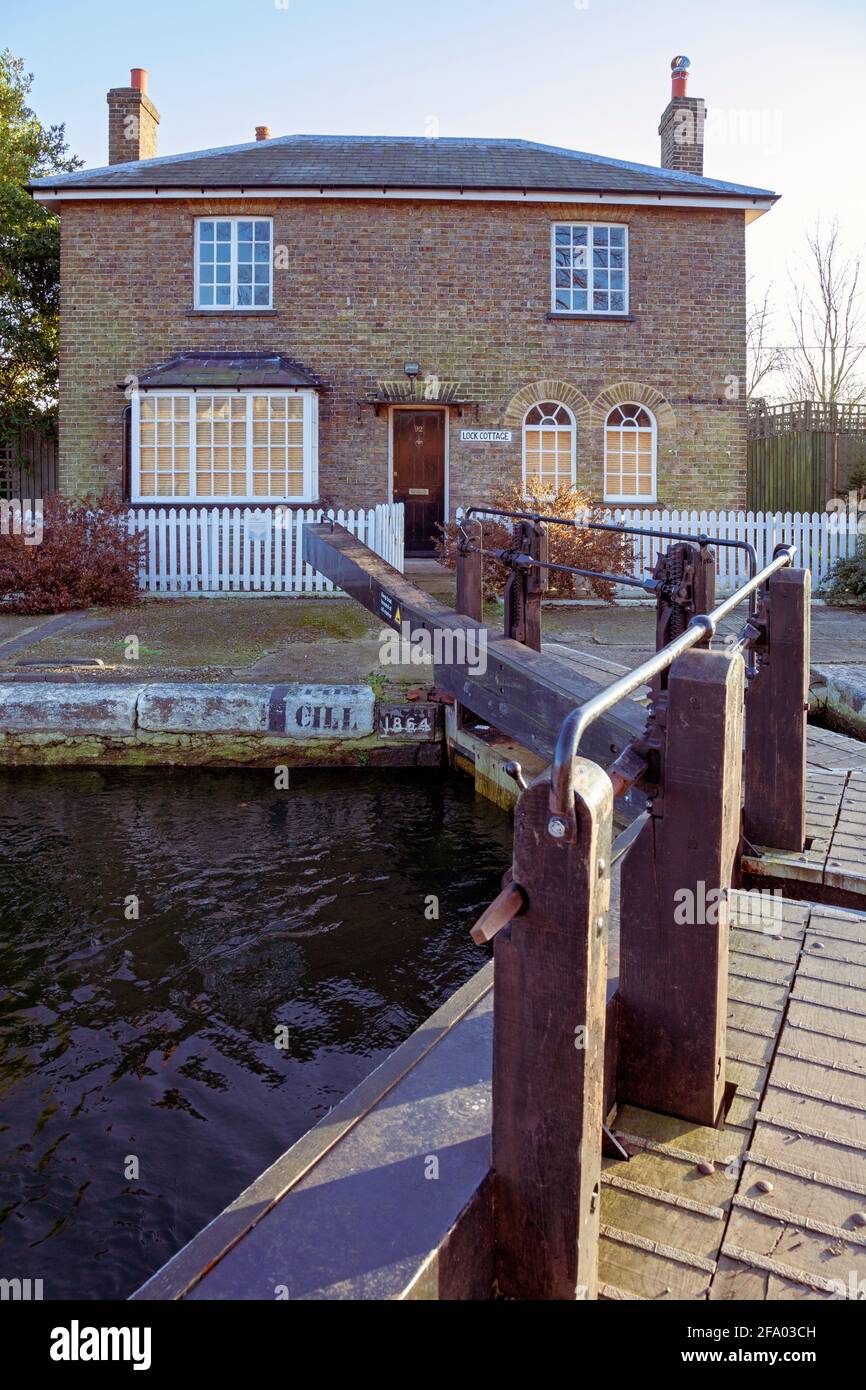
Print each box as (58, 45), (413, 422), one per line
(30, 134), (776, 199)
(133, 352), (322, 390)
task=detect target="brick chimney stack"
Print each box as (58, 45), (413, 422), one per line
(107, 68), (160, 165)
(255, 126), (271, 142)
(658, 55), (705, 176)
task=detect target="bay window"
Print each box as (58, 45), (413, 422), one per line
(132, 391), (318, 503)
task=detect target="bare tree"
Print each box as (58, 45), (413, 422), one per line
(785, 220), (866, 405)
(746, 279), (784, 399)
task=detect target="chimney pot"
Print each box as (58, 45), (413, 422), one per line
(670, 54), (690, 99)
(256, 126), (271, 141)
(130, 67), (148, 94)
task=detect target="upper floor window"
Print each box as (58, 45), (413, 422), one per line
(195, 218), (273, 309)
(523, 401), (576, 494)
(551, 223), (628, 315)
(604, 403), (656, 502)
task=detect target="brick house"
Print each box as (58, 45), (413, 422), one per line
(31, 58), (777, 553)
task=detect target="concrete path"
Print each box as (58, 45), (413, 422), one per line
(543, 603), (866, 670)
(0, 611), (105, 660)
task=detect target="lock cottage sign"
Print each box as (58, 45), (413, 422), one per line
(460, 429), (512, 444)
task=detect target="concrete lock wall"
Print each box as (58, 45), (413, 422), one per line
(135, 683), (375, 737)
(0, 682), (443, 767)
(0, 683), (141, 734)
(811, 665), (866, 740)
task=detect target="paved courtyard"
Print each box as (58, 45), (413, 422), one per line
(2, 559), (866, 687)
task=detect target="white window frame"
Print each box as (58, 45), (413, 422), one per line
(131, 389), (319, 504)
(603, 403), (657, 504)
(194, 216), (274, 310)
(521, 401), (577, 494)
(550, 221), (629, 316)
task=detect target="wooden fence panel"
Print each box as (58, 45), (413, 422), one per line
(0, 425), (59, 506)
(748, 402), (866, 513)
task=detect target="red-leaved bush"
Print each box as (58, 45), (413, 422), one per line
(436, 484), (632, 603)
(0, 492), (145, 614)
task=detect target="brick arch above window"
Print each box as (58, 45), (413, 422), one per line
(503, 380), (591, 429)
(590, 382), (676, 431)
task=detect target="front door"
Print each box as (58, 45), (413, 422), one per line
(392, 409), (446, 554)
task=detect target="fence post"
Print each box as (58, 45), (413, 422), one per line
(503, 520), (548, 651)
(492, 761), (612, 1300)
(524, 521), (548, 651)
(744, 567), (810, 851)
(618, 648), (744, 1127)
(455, 517), (483, 623)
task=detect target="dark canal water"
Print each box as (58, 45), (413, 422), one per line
(0, 767), (511, 1300)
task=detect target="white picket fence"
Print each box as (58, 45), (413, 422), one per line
(128, 502), (857, 599)
(607, 508), (858, 595)
(128, 503), (404, 595)
(457, 505), (860, 597)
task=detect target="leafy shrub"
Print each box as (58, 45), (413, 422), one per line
(0, 492), (145, 614)
(845, 451), (866, 497)
(822, 539), (866, 606)
(435, 483), (632, 603)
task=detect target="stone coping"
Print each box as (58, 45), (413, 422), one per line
(812, 663), (866, 738)
(0, 682), (444, 765)
(0, 681), (377, 738)
(0, 678), (446, 736)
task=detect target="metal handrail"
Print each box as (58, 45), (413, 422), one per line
(462, 504), (759, 613)
(547, 543), (797, 832)
(462, 544), (659, 595)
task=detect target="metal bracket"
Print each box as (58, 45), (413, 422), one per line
(602, 1124), (630, 1161)
(610, 812), (652, 868)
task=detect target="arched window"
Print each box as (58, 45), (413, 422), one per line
(522, 401), (576, 494)
(604, 403), (656, 502)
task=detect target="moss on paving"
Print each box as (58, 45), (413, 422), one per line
(0, 598), (381, 678)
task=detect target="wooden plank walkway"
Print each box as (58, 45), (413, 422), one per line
(744, 754), (866, 903)
(806, 722), (866, 773)
(599, 892), (866, 1300)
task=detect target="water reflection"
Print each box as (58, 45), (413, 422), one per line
(0, 767), (510, 1299)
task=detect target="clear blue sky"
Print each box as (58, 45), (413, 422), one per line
(6, 0), (866, 342)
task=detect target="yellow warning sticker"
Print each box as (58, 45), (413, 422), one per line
(377, 589), (402, 629)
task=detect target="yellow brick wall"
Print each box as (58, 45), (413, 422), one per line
(57, 197), (748, 510)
